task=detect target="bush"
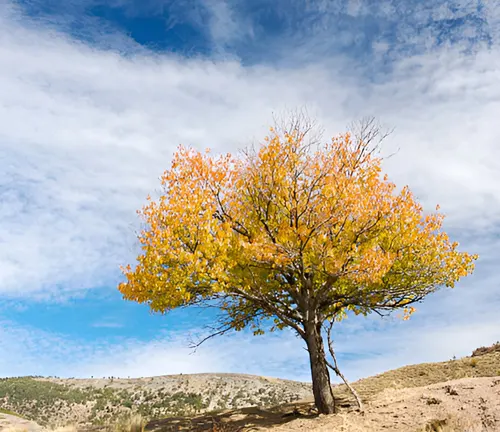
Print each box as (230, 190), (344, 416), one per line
(471, 342), (500, 357)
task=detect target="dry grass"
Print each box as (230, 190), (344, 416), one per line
(208, 418), (242, 432)
(325, 412), (484, 432)
(0, 408), (23, 417)
(419, 413), (483, 432)
(113, 414), (146, 432)
(471, 341), (500, 357)
(0, 427), (78, 432)
(332, 351), (500, 404)
(51, 427), (79, 432)
(0, 427), (29, 432)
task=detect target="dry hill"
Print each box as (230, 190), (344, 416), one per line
(0, 373), (311, 428)
(1, 345), (499, 432)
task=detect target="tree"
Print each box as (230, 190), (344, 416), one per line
(118, 113), (478, 414)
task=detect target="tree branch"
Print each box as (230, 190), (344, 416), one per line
(324, 320), (364, 412)
(188, 308), (268, 351)
(232, 287), (306, 339)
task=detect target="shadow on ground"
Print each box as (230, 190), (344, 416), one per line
(145, 397), (354, 432)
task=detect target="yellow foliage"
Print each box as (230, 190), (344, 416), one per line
(119, 120), (477, 329)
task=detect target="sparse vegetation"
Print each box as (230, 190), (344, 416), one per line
(113, 413), (146, 432)
(420, 414), (483, 432)
(331, 350), (500, 405)
(0, 407), (23, 417)
(0, 374), (311, 428)
(1, 348), (499, 432)
(471, 341), (500, 357)
(1, 348), (499, 431)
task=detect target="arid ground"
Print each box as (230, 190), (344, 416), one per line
(1, 344), (499, 432)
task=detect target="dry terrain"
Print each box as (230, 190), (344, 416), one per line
(0, 374), (311, 428)
(0, 411), (43, 432)
(0, 343), (499, 432)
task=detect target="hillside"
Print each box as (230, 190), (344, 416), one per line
(0, 373), (311, 428)
(144, 350), (500, 431)
(0, 347), (499, 431)
(333, 346), (500, 404)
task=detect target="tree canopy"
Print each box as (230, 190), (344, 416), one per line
(119, 115), (477, 413)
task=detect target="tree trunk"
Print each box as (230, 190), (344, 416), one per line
(304, 322), (336, 414)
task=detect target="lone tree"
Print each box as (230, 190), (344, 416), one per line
(119, 114), (477, 414)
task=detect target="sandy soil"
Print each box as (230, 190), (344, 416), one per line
(260, 376), (500, 432)
(0, 413), (44, 432)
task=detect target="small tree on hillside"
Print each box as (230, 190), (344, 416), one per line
(119, 114), (477, 414)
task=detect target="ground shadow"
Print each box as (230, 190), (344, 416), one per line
(145, 397), (354, 432)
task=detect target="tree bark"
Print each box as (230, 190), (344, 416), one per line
(304, 321), (336, 414)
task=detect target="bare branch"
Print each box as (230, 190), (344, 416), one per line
(188, 307), (268, 351)
(188, 327), (230, 351)
(324, 320), (364, 413)
(232, 287), (306, 339)
(348, 116), (391, 149)
(271, 106), (324, 150)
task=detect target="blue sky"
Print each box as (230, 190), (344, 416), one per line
(0, 0), (499, 383)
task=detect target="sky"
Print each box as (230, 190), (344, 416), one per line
(0, 0), (499, 384)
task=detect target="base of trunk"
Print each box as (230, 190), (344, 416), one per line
(305, 322), (336, 414)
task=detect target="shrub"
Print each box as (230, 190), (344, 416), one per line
(471, 342), (500, 357)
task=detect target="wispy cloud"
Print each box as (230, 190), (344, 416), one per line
(0, 319), (309, 380)
(1, 289), (498, 381)
(11, 1), (497, 64)
(189, 0), (496, 65)
(0, 0), (499, 379)
(91, 321), (124, 329)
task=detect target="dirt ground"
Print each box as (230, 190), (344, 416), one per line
(147, 376), (500, 431)
(0, 413), (44, 432)
(267, 376), (500, 431)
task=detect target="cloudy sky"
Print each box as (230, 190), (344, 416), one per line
(0, 0), (499, 383)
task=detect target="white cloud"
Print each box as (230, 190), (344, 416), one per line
(0, 320), (310, 381)
(91, 321), (124, 329)
(1, 283), (498, 382)
(0, 4), (355, 298)
(0, 1), (499, 381)
(334, 307), (500, 381)
(202, 0), (254, 53)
